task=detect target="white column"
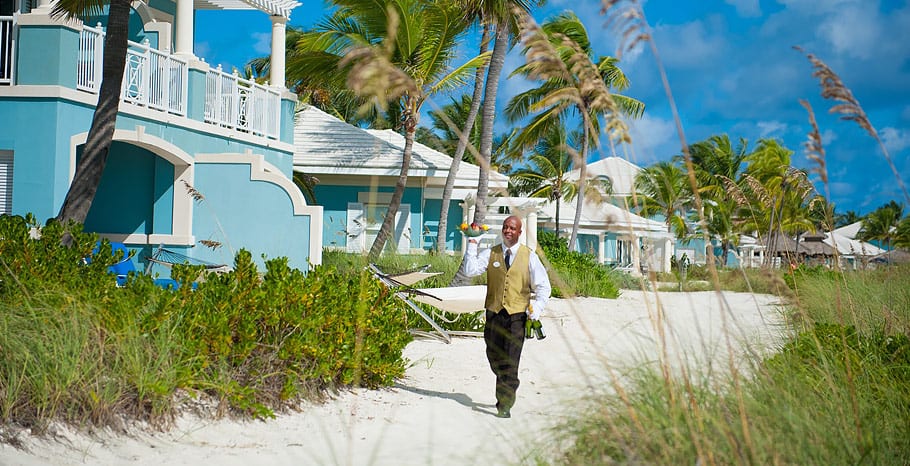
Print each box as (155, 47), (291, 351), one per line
(630, 235), (642, 277)
(175, 0), (194, 57)
(35, 0), (53, 10)
(270, 15), (288, 89)
(526, 210), (538, 250)
(598, 232), (605, 264)
(662, 237), (673, 273)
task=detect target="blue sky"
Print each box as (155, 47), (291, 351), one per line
(195, 0), (910, 216)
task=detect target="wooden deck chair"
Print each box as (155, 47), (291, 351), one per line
(369, 264), (486, 343)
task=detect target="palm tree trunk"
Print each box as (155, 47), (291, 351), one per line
(472, 22), (508, 226)
(435, 25), (489, 253)
(554, 194), (561, 238)
(370, 107), (417, 259)
(451, 22), (507, 287)
(56, 0), (131, 231)
(569, 123), (589, 250)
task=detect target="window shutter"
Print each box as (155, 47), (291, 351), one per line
(395, 204), (411, 254)
(346, 202), (364, 253)
(0, 151), (12, 215)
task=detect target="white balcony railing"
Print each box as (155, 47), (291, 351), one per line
(204, 66), (280, 140)
(78, 23), (189, 116)
(1, 15), (13, 85)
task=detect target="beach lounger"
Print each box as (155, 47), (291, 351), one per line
(369, 264), (486, 343)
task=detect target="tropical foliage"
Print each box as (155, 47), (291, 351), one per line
(506, 11), (642, 248)
(283, 0), (489, 258)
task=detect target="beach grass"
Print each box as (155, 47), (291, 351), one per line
(550, 264), (910, 465)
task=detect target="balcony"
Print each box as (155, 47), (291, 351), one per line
(2, 16), (283, 141)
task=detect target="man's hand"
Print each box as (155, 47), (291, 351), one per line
(527, 308), (540, 321)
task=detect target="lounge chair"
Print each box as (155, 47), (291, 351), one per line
(369, 264), (486, 343)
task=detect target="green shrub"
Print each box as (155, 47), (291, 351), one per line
(537, 231), (620, 299)
(0, 215), (412, 431)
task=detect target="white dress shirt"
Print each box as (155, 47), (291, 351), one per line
(464, 241), (551, 317)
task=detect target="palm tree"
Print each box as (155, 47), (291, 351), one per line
(432, 17), (491, 253)
(286, 0), (489, 258)
(506, 11), (643, 249)
(423, 94), (481, 163)
(466, 0), (534, 229)
(859, 201), (904, 251)
(509, 126), (577, 236)
(684, 135), (749, 265)
(894, 214), (910, 249)
(741, 139), (816, 265)
(634, 161), (691, 238)
(53, 0), (132, 232)
(834, 209), (863, 228)
(421, 94), (517, 169)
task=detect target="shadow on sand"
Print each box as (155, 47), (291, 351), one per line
(394, 382), (500, 416)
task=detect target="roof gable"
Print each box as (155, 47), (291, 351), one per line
(567, 157), (642, 196)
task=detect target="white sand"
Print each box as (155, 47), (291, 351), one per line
(1, 290), (787, 466)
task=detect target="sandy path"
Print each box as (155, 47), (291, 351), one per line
(0, 290), (787, 466)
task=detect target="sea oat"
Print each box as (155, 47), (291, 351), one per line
(339, 7), (416, 114)
(719, 175), (749, 207)
(601, 0), (650, 60)
(799, 99), (829, 188)
(183, 180), (205, 202)
(198, 239), (222, 250)
(795, 46), (910, 205)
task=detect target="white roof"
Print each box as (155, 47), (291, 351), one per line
(823, 231), (886, 257)
(566, 157), (642, 197)
(832, 221), (864, 240)
(293, 106), (507, 190)
(194, 0), (299, 18)
(538, 199), (668, 235)
(366, 129), (509, 189)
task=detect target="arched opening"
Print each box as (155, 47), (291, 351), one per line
(82, 141), (175, 237)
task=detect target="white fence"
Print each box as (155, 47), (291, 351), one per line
(204, 66), (280, 140)
(1, 16), (13, 85)
(78, 23), (187, 116)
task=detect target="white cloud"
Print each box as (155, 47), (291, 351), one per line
(821, 129), (838, 146)
(816, 6), (881, 60)
(881, 127), (910, 153)
(725, 0), (762, 17)
(652, 19), (727, 68)
(195, 42), (211, 61)
(252, 32), (271, 55)
(625, 114), (678, 161)
(757, 120), (788, 137)
(829, 180), (855, 197)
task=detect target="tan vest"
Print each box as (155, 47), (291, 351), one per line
(485, 244), (532, 315)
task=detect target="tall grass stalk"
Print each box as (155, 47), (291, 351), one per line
(550, 266), (910, 465)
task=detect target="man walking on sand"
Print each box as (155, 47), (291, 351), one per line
(463, 215), (551, 418)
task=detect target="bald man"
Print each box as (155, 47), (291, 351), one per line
(464, 215), (551, 418)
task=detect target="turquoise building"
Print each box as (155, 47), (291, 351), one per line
(0, 0), (322, 275)
(293, 106), (510, 255)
